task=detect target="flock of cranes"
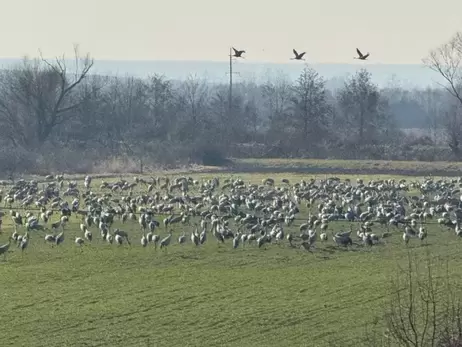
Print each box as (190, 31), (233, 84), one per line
(0, 46), (375, 263)
(1, 173), (462, 262)
(231, 47), (370, 61)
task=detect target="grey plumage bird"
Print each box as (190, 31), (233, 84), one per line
(232, 234), (240, 249)
(333, 232), (353, 246)
(291, 49), (306, 60)
(232, 47), (245, 58)
(56, 231), (65, 246)
(178, 232), (186, 245)
(191, 227), (199, 246)
(141, 233), (148, 247)
(0, 238), (12, 260)
(159, 231), (172, 249)
(354, 48), (370, 60)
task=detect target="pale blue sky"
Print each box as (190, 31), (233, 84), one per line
(2, 0), (462, 64)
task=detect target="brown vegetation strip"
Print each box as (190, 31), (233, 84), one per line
(216, 164), (462, 177)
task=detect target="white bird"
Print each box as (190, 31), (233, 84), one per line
(141, 234), (148, 247)
(403, 231), (410, 245)
(178, 232), (186, 245)
(114, 229), (131, 245)
(275, 228), (284, 241)
(100, 228), (108, 240)
(84, 230), (92, 242)
(200, 219), (207, 230)
(40, 212), (48, 223)
(0, 238), (12, 260)
(149, 220), (158, 232)
(308, 229), (317, 247)
(213, 227), (225, 244)
(56, 231), (65, 246)
(115, 234), (123, 245)
(160, 231), (172, 249)
(191, 228), (199, 246)
(19, 236), (29, 253)
(152, 234), (160, 248)
(75, 237), (84, 246)
(199, 228), (207, 245)
(257, 232), (267, 248)
(44, 234), (56, 244)
(232, 235), (240, 249)
(455, 223), (462, 237)
(286, 232), (293, 246)
(418, 226), (427, 241)
(240, 233), (248, 246)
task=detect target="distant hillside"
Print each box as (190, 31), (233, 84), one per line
(0, 58), (443, 90)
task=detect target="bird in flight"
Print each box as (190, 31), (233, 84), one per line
(232, 47), (245, 58)
(354, 48), (370, 60)
(291, 49), (306, 60)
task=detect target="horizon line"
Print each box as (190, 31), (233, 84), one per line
(0, 56), (428, 66)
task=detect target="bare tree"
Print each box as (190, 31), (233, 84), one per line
(0, 45), (93, 148)
(423, 32), (462, 106)
(0, 146), (35, 180)
(242, 96), (260, 143)
(443, 103), (462, 158)
(290, 65), (331, 154)
(261, 71), (294, 155)
(210, 84), (231, 142)
(177, 74), (210, 132)
(3, 43), (462, 172)
(337, 69), (392, 153)
(424, 32), (462, 157)
(261, 70), (293, 130)
(144, 74), (176, 139)
(413, 87), (446, 143)
(383, 249), (462, 347)
(109, 76), (150, 158)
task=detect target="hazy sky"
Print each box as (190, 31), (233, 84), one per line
(2, 0), (462, 64)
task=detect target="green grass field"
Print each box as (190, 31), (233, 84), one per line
(1, 170), (462, 347)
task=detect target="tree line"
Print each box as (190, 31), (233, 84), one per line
(0, 33), (461, 175)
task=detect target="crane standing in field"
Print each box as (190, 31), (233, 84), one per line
(2, 174), (462, 262)
(0, 237), (12, 260)
(159, 231), (172, 250)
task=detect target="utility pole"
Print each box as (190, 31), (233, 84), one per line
(229, 47), (233, 117)
(227, 47), (241, 118)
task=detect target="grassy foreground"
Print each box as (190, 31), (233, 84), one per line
(1, 172), (462, 347)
